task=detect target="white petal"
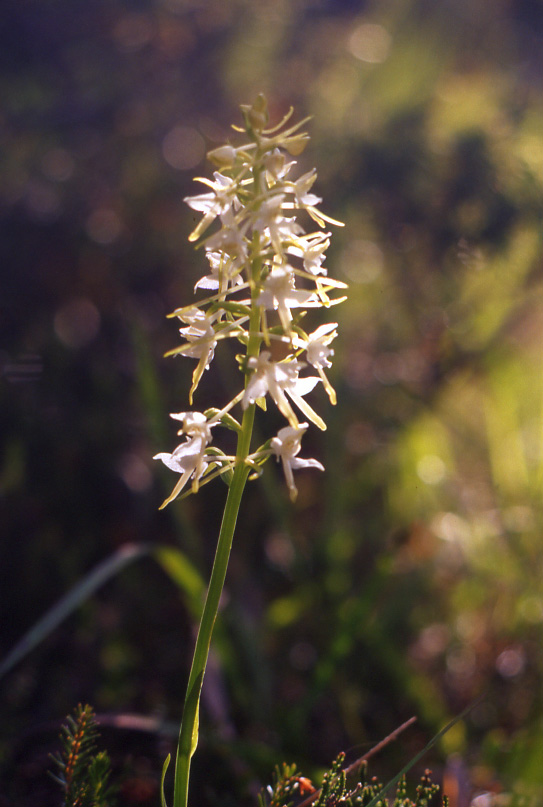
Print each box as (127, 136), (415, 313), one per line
(243, 375), (269, 406)
(292, 376), (320, 396)
(194, 275), (220, 290)
(153, 452), (187, 473)
(291, 457), (324, 472)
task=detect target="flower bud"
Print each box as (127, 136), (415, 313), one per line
(240, 93), (269, 133)
(207, 144), (237, 168)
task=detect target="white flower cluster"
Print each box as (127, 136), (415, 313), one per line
(154, 95), (346, 505)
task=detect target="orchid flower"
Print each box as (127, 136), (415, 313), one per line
(271, 423), (324, 501)
(154, 96), (347, 807)
(156, 95), (345, 505)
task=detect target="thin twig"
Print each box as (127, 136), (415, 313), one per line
(296, 716), (418, 807)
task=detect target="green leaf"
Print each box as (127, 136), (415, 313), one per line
(187, 672), (204, 759)
(216, 411), (243, 433)
(211, 300), (251, 317)
(204, 447), (235, 486)
(161, 754), (171, 807)
(153, 547), (205, 620)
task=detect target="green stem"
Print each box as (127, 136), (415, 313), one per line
(172, 405), (255, 807)
(173, 308), (261, 807)
(173, 142), (264, 807)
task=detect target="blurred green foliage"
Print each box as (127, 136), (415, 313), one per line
(1, 0), (543, 805)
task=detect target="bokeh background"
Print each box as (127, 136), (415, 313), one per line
(1, 0), (543, 804)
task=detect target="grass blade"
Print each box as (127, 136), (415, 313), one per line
(363, 697), (484, 807)
(153, 546), (205, 620)
(161, 753), (171, 807)
(0, 543), (150, 680)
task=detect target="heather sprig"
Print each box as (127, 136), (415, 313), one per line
(260, 754), (448, 807)
(49, 703), (116, 807)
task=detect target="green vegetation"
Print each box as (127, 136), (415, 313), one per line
(1, 1), (542, 804)
(49, 704), (116, 807)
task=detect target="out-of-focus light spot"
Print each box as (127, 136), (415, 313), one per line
(118, 453), (153, 493)
(86, 208), (122, 244)
(41, 148), (75, 182)
(470, 793), (493, 807)
(496, 647), (525, 678)
(432, 512), (471, 543)
(417, 623), (450, 659)
(265, 532), (295, 570)
(162, 126), (205, 170)
(54, 298), (100, 349)
(113, 13), (154, 51)
(417, 454), (446, 485)
(347, 23), (391, 64)
(518, 595), (543, 624)
(340, 239), (383, 283)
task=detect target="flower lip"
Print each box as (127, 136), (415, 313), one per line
(257, 266), (316, 333)
(271, 422), (324, 501)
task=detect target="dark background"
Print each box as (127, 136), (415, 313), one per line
(1, 1), (543, 804)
